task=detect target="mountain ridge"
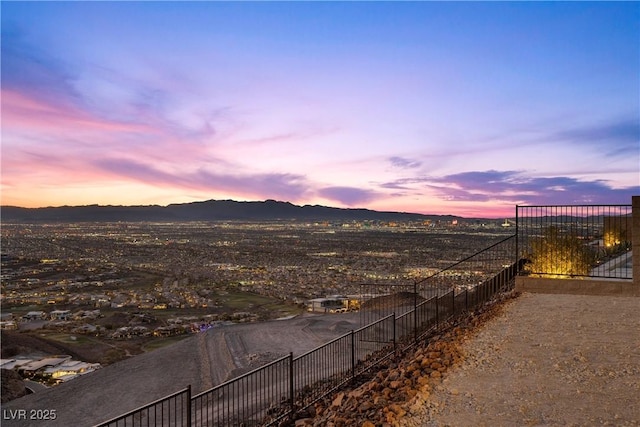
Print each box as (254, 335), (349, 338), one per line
(0, 199), (463, 222)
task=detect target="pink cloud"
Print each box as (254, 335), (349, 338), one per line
(2, 89), (157, 135)
(2, 86), (228, 177)
(91, 157), (311, 201)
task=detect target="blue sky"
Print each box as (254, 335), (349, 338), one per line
(2, 1), (638, 217)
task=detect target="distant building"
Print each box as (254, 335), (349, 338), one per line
(44, 360), (101, 383)
(0, 320), (18, 330)
(73, 309), (101, 320)
(90, 294), (110, 307)
(307, 296), (349, 313)
(110, 296), (128, 308)
(1, 359), (34, 370)
(50, 310), (72, 321)
(17, 355), (72, 377)
(23, 311), (47, 321)
(73, 324), (97, 334)
(2, 356), (100, 384)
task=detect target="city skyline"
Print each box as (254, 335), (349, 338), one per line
(2, 1), (638, 218)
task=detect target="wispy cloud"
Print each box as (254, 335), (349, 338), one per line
(93, 158), (310, 201)
(380, 181), (412, 191)
(389, 156), (422, 169)
(434, 170), (639, 205)
(2, 26), (221, 147)
(2, 89), (155, 136)
(382, 170), (639, 205)
(317, 186), (379, 206)
(554, 117), (640, 157)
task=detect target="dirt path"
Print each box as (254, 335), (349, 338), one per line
(402, 293), (640, 426)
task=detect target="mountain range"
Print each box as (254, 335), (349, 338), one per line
(1, 199), (462, 223)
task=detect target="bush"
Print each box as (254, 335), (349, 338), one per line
(525, 226), (596, 277)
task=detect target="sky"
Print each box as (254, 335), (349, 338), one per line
(1, 1), (638, 218)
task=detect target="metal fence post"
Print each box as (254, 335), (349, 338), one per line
(515, 205), (519, 268)
(413, 281), (418, 344)
(452, 289), (455, 316)
(289, 352), (294, 417)
(351, 330), (356, 380)
(186, 384), (191, 427)
(392, 312), (396, 355)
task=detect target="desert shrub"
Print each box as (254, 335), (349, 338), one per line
(525, 226), (596, 277)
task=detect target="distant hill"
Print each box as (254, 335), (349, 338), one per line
(0, 199), (462, 223)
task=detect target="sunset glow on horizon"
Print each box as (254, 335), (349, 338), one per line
(2, 2), (638, 218)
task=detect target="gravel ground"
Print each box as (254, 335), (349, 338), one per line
(402, 293), (640, 427)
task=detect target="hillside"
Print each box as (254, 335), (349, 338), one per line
(1, 199), (460, 223)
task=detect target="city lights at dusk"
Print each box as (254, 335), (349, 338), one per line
(1, 1), (638, 217)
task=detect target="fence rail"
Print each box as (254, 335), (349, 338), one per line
(96, 234), (522, 427)
(417, 234), (518, 295)
(516, 204), (632, 279)
(191, 354), (291, 427)
(95, 386), (191, 427)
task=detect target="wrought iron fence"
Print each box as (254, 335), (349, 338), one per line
(94, 387), (191, 427)
(416, 234), (518, 297)
(359, 282), (418, 327)
(362, 234), (523, 362)
(191, 354), (291, 427)
(290, 314), (396, 417)
(516, 205), (632, 279)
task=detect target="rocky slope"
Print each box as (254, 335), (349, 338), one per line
(290, 292), (517, 426)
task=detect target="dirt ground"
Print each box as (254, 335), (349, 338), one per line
(4, 294), (640, 426)
(401, 293), (640, 426)
(0, 311), (363, 427)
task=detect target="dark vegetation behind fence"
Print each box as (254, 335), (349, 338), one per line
(517, 205), (632, 279)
